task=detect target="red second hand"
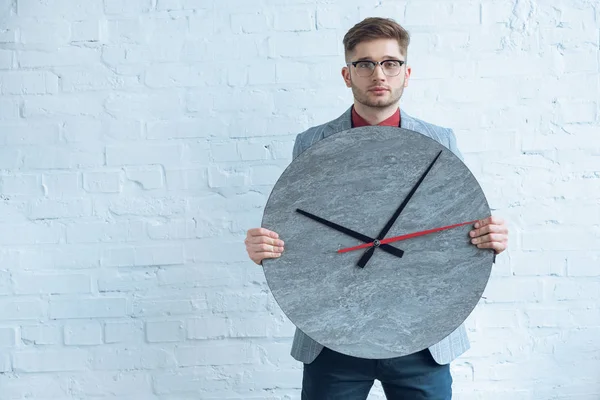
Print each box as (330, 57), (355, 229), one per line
(337, 220), (479, 254)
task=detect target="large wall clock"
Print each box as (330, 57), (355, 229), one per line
(262, 126), (494, 359)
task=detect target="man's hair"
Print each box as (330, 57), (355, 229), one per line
(343, 17), (410, 61)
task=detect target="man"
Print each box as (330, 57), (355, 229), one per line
(245, 17), (508, 399)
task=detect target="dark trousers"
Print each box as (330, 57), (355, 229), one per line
(301, 348), (452, 400)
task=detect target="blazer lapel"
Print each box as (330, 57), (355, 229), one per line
(323, 107), (353, 138)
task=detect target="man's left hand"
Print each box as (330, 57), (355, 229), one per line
(469, 216), (508, 255)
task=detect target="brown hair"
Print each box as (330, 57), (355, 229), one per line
(343, 17), (410, 60)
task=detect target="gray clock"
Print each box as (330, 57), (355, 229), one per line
(261, 125), (493, 359)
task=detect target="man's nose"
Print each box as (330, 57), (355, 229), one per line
(372, 64), (387, 80)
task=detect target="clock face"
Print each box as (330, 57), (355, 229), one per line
(261, 126), (493, 359)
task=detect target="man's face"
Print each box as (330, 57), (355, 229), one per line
(342, 38), (411, 109)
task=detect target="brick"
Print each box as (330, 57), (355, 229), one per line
(105, 197), (187, 218)
(98, 268), (158, 293)
(0, 98), (19, 120)
(147, 219), (195, 240)
(0, 71), (59, 95)
(0, 270), (11, 295)
(0, 122), (60, 145)
(17, 0), (103, 19)
(406, 2), (481, 26)
(229, 315), (270, 338)
(13, 273), (91, 294)
(66, 220), (146, 243)
(522, 228), (600, 251)
(207, 166), (247, 188)
(42, 172), (81, 197)
(250, 165), (285, 185)
(51, 245), (102, 269)
(104, 0), (153, 15)
(83, 171), (122, 193)
(269, 31), (339, 57)
(106, 143), (183, 166)
(145, 63), (218, 88)
(21, 325), (62, 345)
(23, 94), (103, 118)
(187, 316), (228, 339)
(19, 19), (70, 44)
(0, 49), (13, 68)
(90, 346), (174, 370)
(124, 166), (164, 189)
(0, 354), (10, 372)
(0, 174), (42, 196)
(104, 320), (144, 344)
(104, 91), (183, 119)
(273, 8), (314, 32)
(71, 19), (105, 42)
(64, 321), (103, 345)
(14, 349), (88, 372)
(0, 27), (16, 44)
(567, 253), (600, 276)
(183, 141), (210, 164)
(0, 374), (70, 398)
(70, 372), (153, 397)
(18, 47), (99, 68)
(132, 297), (206, 317)
(146, 320), (184, 342)
(147, 118), (216, 139)
(238, 141), (269, 161)
(175, 342), (255, 366)
(0, 327), (17, 347)
(231, 12), (269, 34)
(153, 367), (231, 394)
(547, 280), (600, 301)
(316, 6), (359, 30)
(103, 118), (143, 140)
(157, 265), (243, 288)
(482, 278), (543, 303)
(49, 298), (127, 319)
(59, 66), (133, 92)
(0, 222), (63, 245)
(166, 168), (208, 191)
(28, 198), (93, 220)
(560, 101), (597, 123)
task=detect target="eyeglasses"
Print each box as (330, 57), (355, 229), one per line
(347, 60), (405, 77)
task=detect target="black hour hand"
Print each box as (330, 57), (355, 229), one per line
(296, 209), (404, 259)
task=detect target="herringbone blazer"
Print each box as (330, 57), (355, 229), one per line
(289, 106), (470, 365)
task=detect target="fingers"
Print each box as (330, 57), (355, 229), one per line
(245, 228), (284, 265)
(247, 227), (279, 239)
(471, 232), (508, 255)
(474, 215), (505, 229)
(473, 239), (508, 254)
(470, 222), (508, 238)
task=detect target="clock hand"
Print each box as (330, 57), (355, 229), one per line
(337, 220), (479, 253)
(357, 150), (443, 268)
(296, 209), (404, 258)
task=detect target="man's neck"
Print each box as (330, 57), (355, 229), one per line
(353, 102), (400, 125)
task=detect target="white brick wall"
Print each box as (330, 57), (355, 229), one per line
(0, 0), (598, 399)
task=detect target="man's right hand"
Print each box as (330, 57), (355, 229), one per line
(244, 228), (285, 265)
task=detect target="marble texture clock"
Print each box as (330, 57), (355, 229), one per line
(261, 126), (493, 359)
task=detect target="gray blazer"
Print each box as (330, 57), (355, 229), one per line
(289, 106), (470, 365)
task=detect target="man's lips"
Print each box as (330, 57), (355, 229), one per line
(369, 87), (390, 93)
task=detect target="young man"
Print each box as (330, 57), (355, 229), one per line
(245, 18), (509, 399)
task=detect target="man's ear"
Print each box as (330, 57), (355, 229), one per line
(342, 66), (352, 88)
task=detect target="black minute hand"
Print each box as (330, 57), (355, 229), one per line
(296, 209), (404, 259)
(357, 150), (443, 268)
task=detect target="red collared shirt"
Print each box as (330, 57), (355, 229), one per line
(351, 106), (401, 128)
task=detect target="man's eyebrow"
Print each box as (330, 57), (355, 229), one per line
(354, 56), (404, 61)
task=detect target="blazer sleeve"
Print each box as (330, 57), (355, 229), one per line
(446, 128), (464, 162)
(292, 133), (303, 160)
